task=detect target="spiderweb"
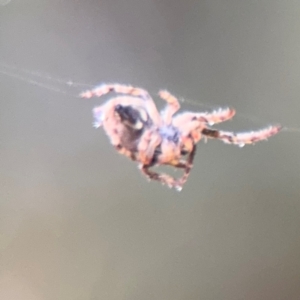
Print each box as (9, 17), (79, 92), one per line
(0, 61), (298, 134)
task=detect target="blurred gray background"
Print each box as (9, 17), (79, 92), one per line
(0, 0), (300, 299)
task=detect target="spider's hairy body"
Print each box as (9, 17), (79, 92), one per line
(81, 84), (281, 191)
(159, 125), (180, 144)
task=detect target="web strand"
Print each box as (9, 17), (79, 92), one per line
(0, 61), (299, 134)
(0, 67), (76, 97)
(0, 62), (93, 89)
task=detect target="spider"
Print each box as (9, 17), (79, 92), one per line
(81, 84), (281, 191)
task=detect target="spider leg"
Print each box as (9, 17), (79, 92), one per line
(201, 125), (281, 146)
(137, 129), (162, 165)
(80, 83), (152, 98)
(172, 108), (235, 130)
(139, 164), (178, 190)
(114, 144), (136, 161)
(139, 145), (197, 191)
(174, 145), (197, 190)
(196, 108), (236, 125)
(158, 90), (180, 125)
(80, 84), (162, 125)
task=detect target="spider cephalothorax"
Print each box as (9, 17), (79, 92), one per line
(81, 84), (281, 190)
